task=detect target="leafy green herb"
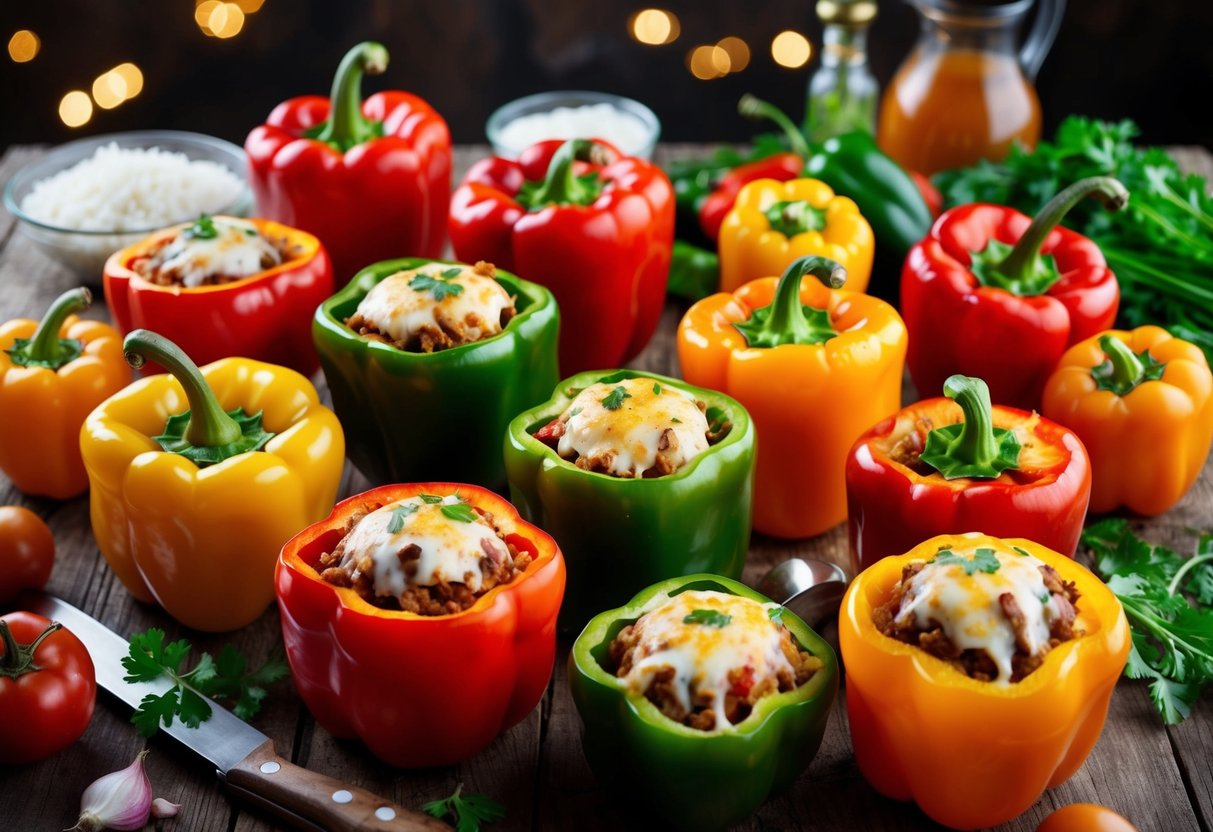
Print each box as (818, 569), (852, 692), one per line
(419, 494), (444, 504)
(601, 386), (632, 411)
(387, 503), (419, 533)
(410, 271), (465, 301)
(768, 607), (785, 626)
(1012, 546), (1032, 558)
(421, 784), (506, 832)
(441, 502), (478, 523)
(568, 406), (582, 418)
(1082, 519), (1213, 724)
(652, 382), (662, 395)
(122, 629), (288, 737)
(440, 267), (463, 279)
(183, 214), (219, 240)
(670, 417), (682, 423)
(1040, 592), (1052, 605)
(931, 548), (1002, 575)
(683, 609), (732, 628)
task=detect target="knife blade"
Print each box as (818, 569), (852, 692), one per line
(20, 591), (450, 832)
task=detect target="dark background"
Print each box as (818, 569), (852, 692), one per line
(2, 0), (1211, 151)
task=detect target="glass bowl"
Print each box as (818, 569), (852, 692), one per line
(4, 130), (252, 279)
(485, 91), (661, 160)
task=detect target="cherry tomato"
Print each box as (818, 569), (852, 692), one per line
(1037, 804), (1139, 832)
(0, 506), (54, 604)
(0, 611), (96, 764)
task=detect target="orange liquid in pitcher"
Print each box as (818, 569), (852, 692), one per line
(877, 49), (1041, 176)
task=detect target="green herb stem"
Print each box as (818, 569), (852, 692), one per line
(738, 94), (811, 159)
(1134, 202), (1212, 254)
(1120, 595), (1213, 667)
(310, 42), (388, 151)
(1101, 247), (1213, 308)
(1168, 554), (1213, 597)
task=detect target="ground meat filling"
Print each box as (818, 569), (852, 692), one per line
(874, 558), (1081, 683)
(607, 592), (823, 731)
(345, 261), (517, 353)
(131, 219), (291, 287)
(315, 499), (533, 616)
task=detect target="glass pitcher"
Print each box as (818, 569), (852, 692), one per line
(876, 0), (1065, 176)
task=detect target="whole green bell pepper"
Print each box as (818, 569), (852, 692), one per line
(314, 257), (559, 487)
(570, 573), (839, 832)
(504, 369), (755, 629)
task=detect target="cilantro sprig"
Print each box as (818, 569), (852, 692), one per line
(410, 268), (465, 301)
(601, 385), (632, 411)
(683, 609), (732, 628)
(931, 547), (1002, 575)
(421, 784), (506, 832)
(121, 629), (288, 737)
(1082, 519), (1213, 724)
(183, 213), (219, 240)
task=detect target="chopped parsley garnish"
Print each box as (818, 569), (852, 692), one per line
(441, 503), (479, 523)
(652, 382), (662, 395)
(419, 494), (444, 504)
(1040, 592), (1052, 605)
(386, 503), (419, 533)
(183, 213), (219, 240)
(1012, 546), (1032, 557)
(440, 266), (463, 279)
(931, 548), (1002, 575)
(410, 271), (465, 301)
(768, 607), (785, 626)
(683, 609), (732, 628)
(601, 386), (632, 411)
(670, 417), (682, 423)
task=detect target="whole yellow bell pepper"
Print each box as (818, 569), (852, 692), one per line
(0, 288), (128, 499)
(718, 177), (874, 294)
(1042, 325), (1213, 516)
(840, 533), (1130, 830)
(81, 330), (344, 632)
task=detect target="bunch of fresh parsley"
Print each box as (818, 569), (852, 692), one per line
(422, 784), (506, 832)
(933, 117), (1213, 361)
(1081, 519), (1213, 724)
(121, 628), (289, 737)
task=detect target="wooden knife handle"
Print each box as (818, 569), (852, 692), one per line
(223, 740), (451, 832)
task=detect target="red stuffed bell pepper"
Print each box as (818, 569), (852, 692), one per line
(276, 483), (565, 768)
(449, 138), (674, 375)
(246, 42), (451, 284)
(903, 177), (1126, 409)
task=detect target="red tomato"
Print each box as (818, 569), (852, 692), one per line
(0, 611), (96, 764)
(0, 506), (54, 603)
(1037, 804), (1139, 832)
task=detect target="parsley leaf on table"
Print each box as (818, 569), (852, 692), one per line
(121, 629), (289, 737)
(421, 784), (506, 832)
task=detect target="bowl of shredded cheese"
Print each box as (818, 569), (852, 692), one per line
(4, 130), (251, 279)
(486, 91), (661, 160)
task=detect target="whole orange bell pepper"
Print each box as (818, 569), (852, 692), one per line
(840, 533), (1130, 830)
(678, 256), (906, 538)
(0, 288), (127, 499)
(718, 177), (874, 294)
(1042, 325), (1213, 515)
(80, 330), (344, 632)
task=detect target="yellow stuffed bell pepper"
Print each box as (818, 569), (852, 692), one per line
(718, 177), (874, 294)
(0, 288), (128, 499)
(840, 533), (1130, 830)
(81, 330), (344, 632)
(1042, 325), (1213, 515)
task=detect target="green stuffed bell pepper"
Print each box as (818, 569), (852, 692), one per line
(505, 369), (755, 630)
(570, 574), (839, 831)
(314, 258), (559, 487)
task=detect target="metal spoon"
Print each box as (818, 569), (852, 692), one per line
(757, 558), (848, 653)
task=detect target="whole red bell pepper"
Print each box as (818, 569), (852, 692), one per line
(902, 176), (1126, 409)
(246, 42), (451, 284)
(449, 138), (674, 375)
(276, 482), (565, 768)
(698, 152), (803, 241)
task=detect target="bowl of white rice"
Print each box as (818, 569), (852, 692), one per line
(486, 91), (660, 160)
(4, 130), (251, 279)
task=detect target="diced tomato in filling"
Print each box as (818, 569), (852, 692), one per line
(729, 665), (756, 699)
(534, 417), (565, 448)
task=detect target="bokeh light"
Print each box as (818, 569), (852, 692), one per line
(59, 91), (93, 128)
(114, 63), (144, 99)
(688, 44), (730, 80)
(92, 70), (127, 110)
(717, 37), (750, 72)
(234, 0), (265, 12)
(629, 9), (680, 46)
(771, 30), (812, 68)
(196, 1), (246, 38)
(8, 30), (39, 63)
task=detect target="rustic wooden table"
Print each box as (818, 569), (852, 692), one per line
(1, 143), (1210, 832)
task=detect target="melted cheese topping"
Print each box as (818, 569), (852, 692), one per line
(150, 218), (281, 287)
(338, 495), (511, 597)
(557, 378), (711, 477)
(352, 263), (513, 345)
(894, 543), (1060, 684)
(622, 590), (795, 729)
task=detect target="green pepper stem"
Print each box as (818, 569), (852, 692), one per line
(993, 176), (1129, 282)
(941, 375), (1000, 468)
(738, 94), (811, 159)
(732, 256), (845, 348)
(1098, 335), (1144, 390)
(123, 330), (242, 448)
(524, 139), (599, 207)
(311, 42), (389, 150)
(764, 200), (826, 237)
(24, 287), (91, 365)
(0, 620), (61, 679)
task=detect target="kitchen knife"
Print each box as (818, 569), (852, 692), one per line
(19, 591), (450, 832)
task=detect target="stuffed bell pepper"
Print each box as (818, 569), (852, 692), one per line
(103, 214), (333, 376)
(505, 370), (755, 628)
(0, 288), (127, 499)
(246, 41), (451, 283)
(449, 138), (674, 375)
(81, 330), (344, 632)
(841, 533), (1130, 830)
(1042, 326), (1213, 515)
(678, 256), (905, 539)
(902, 176), (1127, 409)
(276, 482), (565, 768)
(570, 574), (838, 832)
(315, 258), (558, 487)
(846, 374), (1091, 573)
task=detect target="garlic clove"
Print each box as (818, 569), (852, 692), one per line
(151, 798), (181, 819)
(71, 750), (153, 832)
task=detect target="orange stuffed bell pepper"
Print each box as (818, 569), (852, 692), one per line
(718, 177), (874, 294)
(840, 533), (1130, 830)
(276, 482), (565, 768)
(678, 255), (905, 538)
(0, 288), (128, 499)
(80, 330), (344, 632)
(1042, 325), (1213, 515)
